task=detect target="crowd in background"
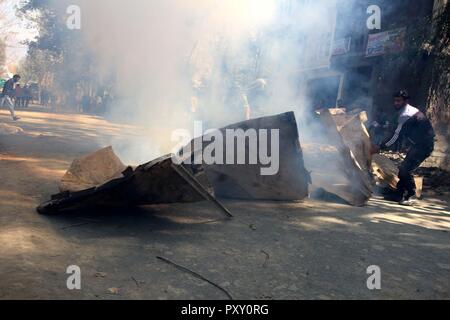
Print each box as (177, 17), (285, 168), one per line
(12, 83), (34, 108)
(1, 76), (113, 116)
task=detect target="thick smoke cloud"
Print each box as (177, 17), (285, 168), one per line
(57, 0), (350, 163)
(77, 0), (279, 162)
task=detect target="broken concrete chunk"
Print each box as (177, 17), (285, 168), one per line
(60, 146), (127, 192)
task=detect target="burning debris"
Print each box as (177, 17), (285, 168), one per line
(38, 150), (232, 217)
(303, 109), (373, 206)
(37, 110), (379, 215)
(37, 112), (311, 215)
(372, 153), (424, 199)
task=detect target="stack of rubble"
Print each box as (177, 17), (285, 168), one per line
(372, 153), (424, 198)
(37, 109), (381, 214)
(37, 112), (310, 215)
(302, 109), (373, 206)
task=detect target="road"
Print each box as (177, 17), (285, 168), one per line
(0, 108), (449, 299)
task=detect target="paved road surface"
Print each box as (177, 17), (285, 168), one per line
(0, 109), (449, 299)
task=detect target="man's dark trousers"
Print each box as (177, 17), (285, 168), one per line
(397, 143), (434, 198)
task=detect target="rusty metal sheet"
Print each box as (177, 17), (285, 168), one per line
(180, 112), (310, 201)
(37, 112), (310, 215)
(37, 153), (232, 217)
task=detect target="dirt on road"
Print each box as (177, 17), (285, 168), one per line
(0, 109), (449, 300)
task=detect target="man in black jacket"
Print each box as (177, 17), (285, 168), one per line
(373, 90), (435, 206)
(1, 74), (21, 121)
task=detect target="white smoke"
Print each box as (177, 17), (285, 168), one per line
(52, 0), (344, 163)
(73, 0), (280, 162)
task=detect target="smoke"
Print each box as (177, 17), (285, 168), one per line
(69, 0), (279, 162)
(51, 0), (357, 164)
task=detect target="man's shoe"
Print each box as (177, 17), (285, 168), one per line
(399, 195), (419, 206)
(12, 116), (20, 121)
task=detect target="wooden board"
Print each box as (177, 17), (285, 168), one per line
(372, 154), (423, 198)
(307, 110), (372, 206)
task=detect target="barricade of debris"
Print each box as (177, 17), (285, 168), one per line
(39, 108), (420, 214)
(373, 151), (449, 199)
(37, 112), (310, 215)
(302, 108), (373, 206)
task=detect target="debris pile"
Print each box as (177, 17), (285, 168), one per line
(38, 152), (232, 217)
(302, 109), (373, 206)
(37, 110), (378, 214)
(372, 153), (424, 198)
(37, 112), (310, 215)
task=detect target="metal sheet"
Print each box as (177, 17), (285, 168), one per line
(180, 112), (310, 201)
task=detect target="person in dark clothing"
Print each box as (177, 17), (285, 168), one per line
(14, 84), (24, 108)
(373, 90), (435, 206)
(369, 111), (390, 145)
(41, 89), (50, 107)
(0, 74), (21, 120)
(23, 84), (32, 108)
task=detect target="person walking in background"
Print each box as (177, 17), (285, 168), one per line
(40, 89), (50, 107)
(0, 74), (21, 121)
(15, 84), (24, 108)
(23, 84), (32, 108)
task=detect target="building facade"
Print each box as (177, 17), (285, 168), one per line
(273, 0), (448, 168)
